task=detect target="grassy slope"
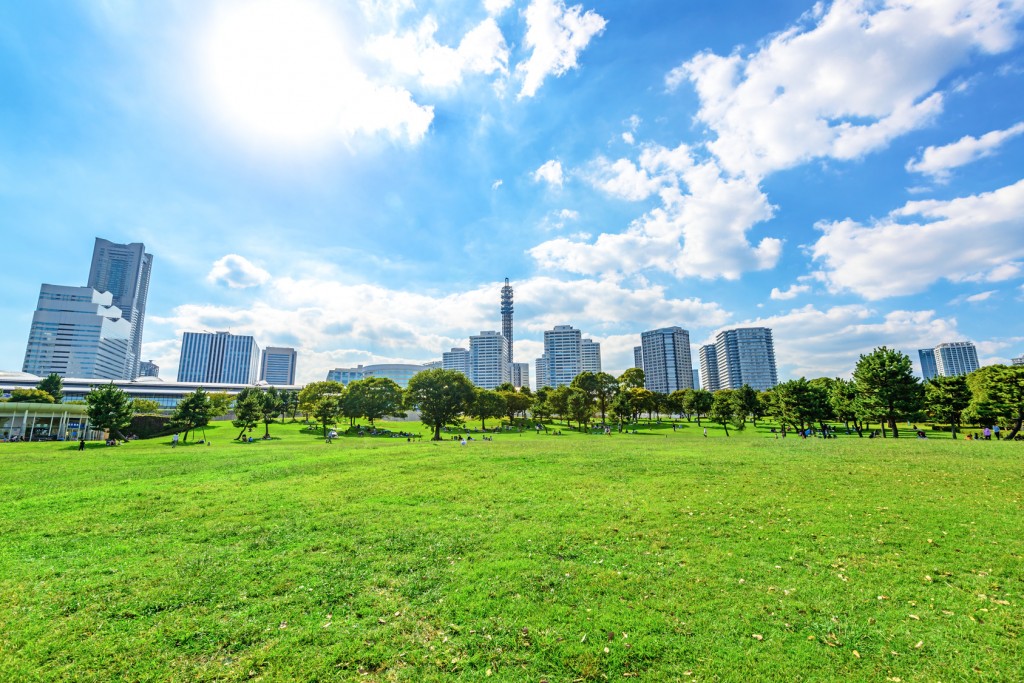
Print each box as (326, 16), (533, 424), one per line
(0, 421), (1021, 682)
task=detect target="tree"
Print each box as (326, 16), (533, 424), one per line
(404, 369), (475, 441)
(967, 365), (1024, 440)
(298, 381), (346, 436)
(567, 387), (595, 429)
(471, 389), (506, 430)
(828, 378), (864, 436)
(279, 390), (300, 421)
(733, 384), (760, 425)
(771, 378), (829, 432)
(345, 377), (405, 425)
(85, 383), (134, 440)
(36, 373), (63, 403)
(207, 391), (234, 419)
(619, 368), (646, 390)
(260, 386), (285, 438)
(531, 387), (552, 422)
(547, 385), (571, 425)
(9, 388), (56, 404)
(668, 389), (690, 420)
(591, 372), (619, 423)
(709, 390), (737, 436)
(853, 347), (923, 439)
(684, 389), (714, 426)
(170, 388), (212, 442)
(610, 391), (634, 430)
(925, 375), (971, 439)
(232, 388), (263, 440)
(131, 398), (162, 415)
(498, 387), (533, 424)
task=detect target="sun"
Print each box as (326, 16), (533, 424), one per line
(200, 0), (353, 150)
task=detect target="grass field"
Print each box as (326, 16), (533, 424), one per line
(1, 419), (1021, 682)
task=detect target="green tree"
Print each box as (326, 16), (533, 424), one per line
(591, 372), (619, 423)
(279, 389), (300, 421)
(260, 386), (285, 438)
(547, 385), (571, 425)
(709, 389), (737, 436)
(610, 390), (634, 431)
(36, 373), (64, 403)
(925, 375), (971, 439)
(85, 383), (134, 441)
(733, 384), (760, 425)
(471, 388), (506, 430)
(131, 398), (162, 415)
(207, 391), (234, 419)
(232, 388), (263, 440)
(170, 388), (212, 442)
(345, 377), (405, 425)
(853, 347), (923, 439)
(531, 387), (552, 422)
(967, 365), (1024, 440)
(684, 389), (714, 426)
(618, 368), (646, 390)
(9, 388), (56, 404)
(828, 378), (865, 436)
(567, 387), (595, 430)
(771, 378), (829, 432)
(498, 387), (533, 424)
(298, 381), (346, 435)
(667, 389), (689, 420)
(404, 369), (475, 441)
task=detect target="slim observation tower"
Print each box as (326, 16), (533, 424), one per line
(500, 277), (514, 362)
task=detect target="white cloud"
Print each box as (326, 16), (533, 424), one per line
(812, 178), (1024, 299)
(906, 122), (1024, 181)
(533, 159), (564, 186)
(770, 283), (811, 300)
(484, 0), (514, 15)
(368, 15), (509, 89)
(622, 132), (635, 145)
(965, 290), (997, 303)
(532, 148), (781, 280)
(669, 0), (1024, 178)
(207, 254), (271, 289)
(558, 208), (579, 220)
(492, 179), (503, 190)
(516, 0), (607, 98)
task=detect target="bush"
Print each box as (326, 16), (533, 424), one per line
(129, 415), (174, 440)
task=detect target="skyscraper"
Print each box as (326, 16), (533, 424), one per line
(581, 338), (602, 374)
(23, 285), (131, 380)
(512, 362), (530, 389)
(640, 327), (694, 393)
(692, 368), (700, 388)
(633, 346), (643, 370)
(442, 347), (470, 376)
(918, 348), (938, 381)
(934, 341), (979, 377)
(138, 360), (160, 378)
(177, 331), (261, 384)
(535, 354), (549, 389)
(469, 331), (510, 389)
(699, 344), (720, 391)
(260, 346), (298, 385)
(87, 238), (152, 379)
(501, 278), (514, 362)
(712, 327), (778, 391)
(541, 325), (582, 388)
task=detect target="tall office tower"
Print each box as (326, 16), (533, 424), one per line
(692, 368), (700, 388)
(581, 338), (602, 373)
(177, 331), (261, 384)
(699, 344), (720, 391)
(260, 346), (297, 385)
(918, 348), (938, 381)
(1013, 355), (1024, 367)
(138, 360), (160, 378)
(512, 362), (530, 389)
(535, 355), (549, 389)
(714, 327), (778, 390)
(640, 327), (694, 393)
(633, 346), (643, 370)
(934, 341), (980, 377)
(442, 347), (471, 377)
(542, 324), (582, 388)
(87, 238), (152, 379)
(23, 285), (132, 380)
(501, 278), (514, 361)
(469, 331), (510, 389)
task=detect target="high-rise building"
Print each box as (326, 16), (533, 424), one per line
(1013, 355), (1024, 367)
(640, 327), (694, 394)
(177, 331), (261, 384)
(326, 363), (434, 389)
(541, 325), (582, 388)
(633, 346), (643, 370)
(23, 285), (132, 380)
(918, 348), (938, 381)
(712, 327), (778, 391)
(535, 355), (549, 389)
(138, 360), (160, 378)
(692, 368), (700, 389)
(501, 278), (514, 362)
(442, 347), (470, 377)
(581, 338), (602, 374)
(87, 238), (152, 379)
(699, 344), (720, 391)
(512, 362), (530, 389)
(260, 346), (297, 385)
(469, 331), (510, 389)
(934, 341), (979, 377)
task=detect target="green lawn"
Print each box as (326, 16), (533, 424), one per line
(1, 421), (1021, 681)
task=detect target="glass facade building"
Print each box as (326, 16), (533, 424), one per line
(640, 327), (693, 393)
(177, 331), (261, 384)
(87, 238), (152, 379)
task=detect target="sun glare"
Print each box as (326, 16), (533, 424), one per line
(201, 0), (353, 150)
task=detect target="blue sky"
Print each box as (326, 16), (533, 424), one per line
(2, 0), (1023, 384)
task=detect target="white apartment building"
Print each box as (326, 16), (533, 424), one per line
(640, 327), (694, 393)
(469, 331), (510, 389)
(581, 338), (602, 374)
(934, 341), (980, 377)
(442, 347), (470, 377)
(260, 346), (298, 385)
(541, 324), (582, 388)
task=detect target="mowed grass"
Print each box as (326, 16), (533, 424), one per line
(0, 421), (1021, 682)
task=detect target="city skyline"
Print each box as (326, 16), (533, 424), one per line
(2, 1), (1023, 383)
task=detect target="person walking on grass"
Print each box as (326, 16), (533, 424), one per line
(703, 427), (708, 438)
(78, 438), (85, 452)
(172, 432), (179, 448)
